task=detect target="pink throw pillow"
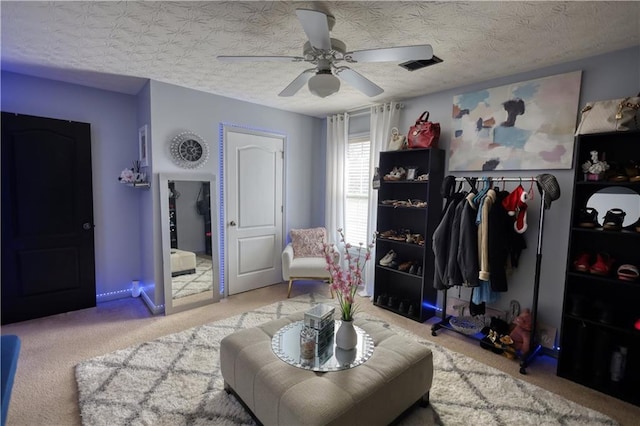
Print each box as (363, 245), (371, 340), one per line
(290, 227), (327, 258)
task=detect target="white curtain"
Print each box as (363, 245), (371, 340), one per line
(325, 113), (349, 244)
(362, 102), (402, 297)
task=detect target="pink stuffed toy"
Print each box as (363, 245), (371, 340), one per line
(509, 308), (532, 354)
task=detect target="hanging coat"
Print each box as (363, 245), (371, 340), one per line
(446, 193), (467, 287)
(478, 189), (496, 282)
(458, 192), (479, 287)
(488, 190), (513, 292)
(432, 196), (462, 290)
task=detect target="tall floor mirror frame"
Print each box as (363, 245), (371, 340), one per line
(159, 172), (221, 315)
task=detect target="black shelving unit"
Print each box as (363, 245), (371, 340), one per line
(373, 148), (444, 322)
(557, 130), (640, 407)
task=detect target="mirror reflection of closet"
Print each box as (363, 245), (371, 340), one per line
(159, 173), (220, 314)
(586, 187), (640, 227)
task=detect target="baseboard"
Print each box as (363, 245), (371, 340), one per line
(140, 289), (164, 315)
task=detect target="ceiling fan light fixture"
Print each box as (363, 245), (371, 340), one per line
(308, 73), (340, 98)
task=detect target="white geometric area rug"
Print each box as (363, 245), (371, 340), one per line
(75, 294), (616, 426)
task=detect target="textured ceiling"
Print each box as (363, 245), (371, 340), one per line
(2, 1), (639, 118)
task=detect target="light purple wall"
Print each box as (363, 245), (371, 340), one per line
(1, 72), (323, 311)
(146, 80), (323, 306)
(1, 71), (143, 301)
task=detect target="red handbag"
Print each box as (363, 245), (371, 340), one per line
(407, 111), (440, 149)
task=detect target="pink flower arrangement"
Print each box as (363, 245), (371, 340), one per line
(324, 229), (374, 321)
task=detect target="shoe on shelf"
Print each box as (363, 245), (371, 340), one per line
(617, 264), (639, 281)
(568, 294), (588, 317)
(603, 208), (625, 231)
(407, 304), (416, 317)
(398, 261), (413, 272)
(573, 252), (591, 273)
(379, 250), (397, 266)
(624, 161), (639, 178)
(379, 229), (397, 239)
(376, 294), (389, 306)
(384, 166), (407, 181)
(589, 252), (615, 276)
(577, 207), (600, 228)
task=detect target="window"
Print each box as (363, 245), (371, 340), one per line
(344, 136), (370, 246)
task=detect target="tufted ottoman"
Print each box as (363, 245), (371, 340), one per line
(220, 310), (433, 426)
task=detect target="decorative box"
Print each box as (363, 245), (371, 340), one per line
(315, 321), (335, 355)
(317, 341), (334, 364)
(304, 304), (335, 331)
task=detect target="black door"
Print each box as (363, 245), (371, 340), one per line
(1, 112), (96, 324)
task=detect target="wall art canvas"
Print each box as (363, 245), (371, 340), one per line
(449, 71), (582, 171)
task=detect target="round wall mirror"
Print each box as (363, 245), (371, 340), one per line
(586, 187), (640, 227)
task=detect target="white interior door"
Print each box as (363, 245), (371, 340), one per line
(224, 127), (284, 295)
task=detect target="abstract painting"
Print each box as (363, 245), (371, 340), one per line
(449, 71), (582, 171)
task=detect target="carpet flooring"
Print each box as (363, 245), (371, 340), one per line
(75, 294), (616, 425)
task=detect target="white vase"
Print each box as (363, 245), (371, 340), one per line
(335, 319), (357, 350)
(335, 347), (357, 365)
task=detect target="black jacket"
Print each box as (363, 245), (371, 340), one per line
(432, 196), (462, 290)
(458, 192), (479, 287)
(487, 190), (512, 292)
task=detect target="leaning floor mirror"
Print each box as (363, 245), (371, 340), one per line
(159, 173), (220, 314)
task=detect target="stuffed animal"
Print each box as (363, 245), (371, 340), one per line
(509, 308), (532, 354)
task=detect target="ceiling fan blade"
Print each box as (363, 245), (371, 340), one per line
(217, 55), (303, 62)
(335, 67), (383, 97)
(296, 9), (332, 50)
(278, 68), (316, 97)
(347, 45), (433, 63)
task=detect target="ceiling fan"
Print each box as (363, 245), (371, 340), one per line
(217, 9), (433, 98)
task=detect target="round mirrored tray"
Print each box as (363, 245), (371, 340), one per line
(271, 320), (374, 372)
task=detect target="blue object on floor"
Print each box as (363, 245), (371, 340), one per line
(1, 335), (21, 426)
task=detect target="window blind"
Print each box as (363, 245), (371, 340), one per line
(345, 138), (370, 245)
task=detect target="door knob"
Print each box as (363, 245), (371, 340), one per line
(229, 221), (237, 227)
(82, 222), (93, 230)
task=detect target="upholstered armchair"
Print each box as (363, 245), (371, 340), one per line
(282, 227), (335, 298)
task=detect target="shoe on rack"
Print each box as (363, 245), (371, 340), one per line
(379, 250), (397, 266)
(387, 296), (398, 308)
(577, 207), (600, 228)
(625, 161), (639, 179)
(573, 252), (591, 273)
(603, 208), (625, 231)
(589, 252), (615, 276)
(407, 304), (416, 317)
(617, 264), (639, 281)
(398, 261), (413, 272)
(379, 229), (397, 239)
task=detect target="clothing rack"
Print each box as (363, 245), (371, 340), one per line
(430, 176), (547, 374)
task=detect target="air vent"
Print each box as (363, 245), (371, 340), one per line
(399, 55), (443, 71)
